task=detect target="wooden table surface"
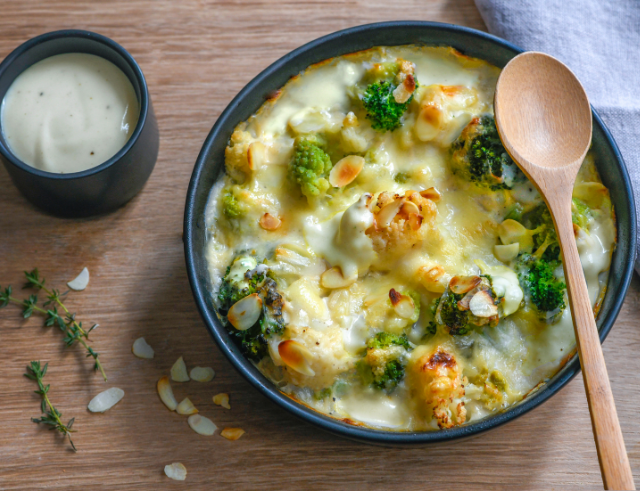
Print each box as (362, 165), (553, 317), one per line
(0, 1), (639, 489)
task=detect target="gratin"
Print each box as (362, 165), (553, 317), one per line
(204, 46), (616, 431)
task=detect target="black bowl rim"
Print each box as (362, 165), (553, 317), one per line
(184, 20), (637, 444)
(0, 29), (150, 180)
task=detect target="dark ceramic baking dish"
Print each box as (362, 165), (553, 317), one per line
(0, 30), (159, 218)
(184, 21), (636, 445)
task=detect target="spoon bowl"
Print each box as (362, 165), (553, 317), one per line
(495, 52), (634, 490)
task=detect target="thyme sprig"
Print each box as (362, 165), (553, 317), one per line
(0, 269), (106, 381)
(24, 361), (77, 452)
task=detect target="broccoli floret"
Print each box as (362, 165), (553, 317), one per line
(520, 204), (560, 261)
(288, 138), (332, 201)
(217, 256), (285, 362)
(451, 115), (521, 190)
(572, 198), (593, 230)
(516, 253), (566, 319)
(367, 331), (411, 350)
(358, 331), (413, 391)
(362, 80), (415, 132)
(221, 189), (246, 219)
(432, 276), (499, 336)
(394, 172), (409, 184)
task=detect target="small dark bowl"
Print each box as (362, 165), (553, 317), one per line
(184, 21), (637, 445)
(0, 30), (159, 217)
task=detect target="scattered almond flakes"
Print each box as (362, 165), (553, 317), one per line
(164, 462), (187, 481)
(67, 267), (90, 291)
(157, 376), (178, 411)
(176, 397), (198, 416)
(221, 428), (245, 441)
(213, 393), (230, 409)
(190, 366), (215, 382)
(132, 337), (154, 359)
(170, 356), (190, 382)
(187, 414), (217, 436)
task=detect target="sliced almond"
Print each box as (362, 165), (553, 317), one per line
(227, 293), (263, 331)
(449, 275), (482, 295)
(187, 414), (217, 436)
(164, 462), (187, 481)
(157, 376), (178, 411)
(278, 340), (316, 377)
(87, 387), (124, 413)
(221, 428), (245, 441)
(419, 187), (441, 202)
(469, 290), (499, 318)
(418, 265), (447, 293)
(132, 337), (154, 359)
(176, 397), (199, 416)
(329, 155), (365, 188)
(247, 141), (266, 170)
(67, 267), (90, 291)
(213, 393), (231, 409)
(320, 266), (356, 289)
(376, 198), (404, 228)
(190, 366), (215, 382)
(494, 243), (520, 263)
(170, 356), (190, 382)
(259, 213), (281, 231)
(388, 289), (416, 319)
(400, 200), (421, 216)
(392, 73), (416, 103)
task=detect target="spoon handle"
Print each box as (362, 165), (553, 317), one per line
(548, 194), (635, 490)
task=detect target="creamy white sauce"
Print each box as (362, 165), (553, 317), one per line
(1, 53), (139, 173)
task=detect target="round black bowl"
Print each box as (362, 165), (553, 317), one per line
(184, 21), (637, 445)
(0, 30), (159, 218)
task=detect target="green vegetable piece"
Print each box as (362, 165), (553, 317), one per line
(362, 80), (414, 132)
(516, 253), (566, 316)
(288, 138), (332, 201)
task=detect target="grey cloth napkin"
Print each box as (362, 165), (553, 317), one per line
(474, 0), (640, 271)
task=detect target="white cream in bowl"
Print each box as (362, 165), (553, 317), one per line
(1, 53), (139, 173)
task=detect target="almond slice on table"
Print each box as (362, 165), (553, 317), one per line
(187, 414), (218, 436)
(171, 356), (190, 382)
(221, 428), (245, 441)
(164, 463), (187, 481)
(176, 397), (199, 416)
(132, 337), (154, 359)
(87, 387), (124, 413)
(67, 267), (90, 291)
(190, 366), (215, 382)
(157, 376), (178, 411)
(213, 393), (231, 409)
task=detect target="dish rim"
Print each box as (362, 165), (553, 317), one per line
(0, 29), (150, 180)
(184, 20), (637, 444)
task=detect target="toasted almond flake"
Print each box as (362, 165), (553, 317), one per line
(221, 428), (245, 441)
(67, 267), (90, 291)
(190, 366), (215, 382)
(176, 397), (199, 415)
(392, 74), (416, 103)
(132, 337), (154, 359)
(278, 340), (316, 376)
(213, 393), (231, 409)
(157, 376), (178, 411)
(170, 356), (190, 382)
(247, 141), (266, 170)
(227, 293), (263, 331)
(164, 462), (187, 481)
(259, 213), (281, 231)
(187, 414), (217, 436)
(389, 291), (416, 319)
(329, 155), (365, 187)
(376, 199), (404, 228)
(87, 387), (124, 413)
(419, 187), (441, 202)
(320, 266), (356, 289)
(469, 290), (499, 318)
(418, 265), (447, 293)
(449, 275), (482, 295)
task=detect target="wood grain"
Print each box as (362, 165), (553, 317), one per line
(0, 1), (638, 490)
(495, 52), (634, 490)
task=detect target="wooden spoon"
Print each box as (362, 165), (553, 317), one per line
(494, 52), (634, 490)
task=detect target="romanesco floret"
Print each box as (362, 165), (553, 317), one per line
(288, 138), (332, 201)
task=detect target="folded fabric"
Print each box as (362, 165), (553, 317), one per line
(475, 0), (640, 271)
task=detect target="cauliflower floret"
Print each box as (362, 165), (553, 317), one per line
(340, 112), (371, 154)
(224, 130), (266, 183)
(407, 346), (467, 429)
(366, 190), (438, 264)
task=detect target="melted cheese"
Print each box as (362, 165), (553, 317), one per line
(203, 46), (616, 432)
